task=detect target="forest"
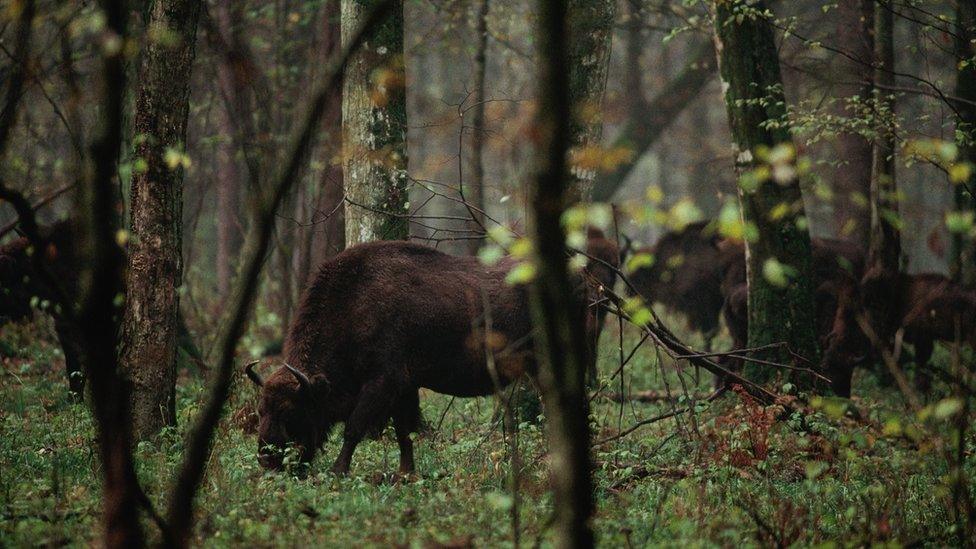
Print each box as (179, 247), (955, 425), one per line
(1, 0), (975, 546)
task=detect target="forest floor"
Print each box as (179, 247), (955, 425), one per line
(0, 314), (971, 547)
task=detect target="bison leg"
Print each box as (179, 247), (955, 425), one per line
(54, 317), (85, 396)
(331, 377), (398, 475)
(913, 338), (934, 395)
(392, 390), (420, 475)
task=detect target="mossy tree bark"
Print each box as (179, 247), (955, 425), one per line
(121, 0), (202, 439)
(711, 0), (820, 383)
(530, 1), (595, 546)
(342, 0), (408, 245)
(953, 0), (976, 286)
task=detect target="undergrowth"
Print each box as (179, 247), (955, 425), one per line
(0, 316), (972, 547)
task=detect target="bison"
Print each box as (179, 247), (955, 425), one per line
(246, 234), (617, 474)
(0, 220), (201, 394)
(1, 221), (86, 393)
(627, 221), (865, 352)
(721, 266), (867, 396)
(887, 273), (976, 392)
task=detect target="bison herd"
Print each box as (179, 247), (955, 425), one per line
(2, 220), (974, 474)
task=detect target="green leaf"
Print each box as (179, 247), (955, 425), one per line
(505, 262), (536, 285)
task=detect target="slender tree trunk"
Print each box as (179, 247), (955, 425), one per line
(953, 0), (976, 286)
(830, 0), (874, 246)
(530, 2), (594, 546)
(465, 0), (489, 255)
(87, 1), (144, 544)
(862, 0), (902, 348)
(319, 0), (345, 264)
(566, 0), (615, 201)
(121, 0), (202, 439)
(342, 0), (408, 245)
(214, 0), (242, 298)
(711, 0), (820, 381)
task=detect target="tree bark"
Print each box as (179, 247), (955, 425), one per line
(591, 40), (715, 202)
(711, 0), (820, 381)
(214, 0), (242, 298)
(861, 0), (902, 348)
(953, 0), (976, 286)
(566, 0), (616, 201)
(342, 0), (408, 245)
(121, 0), (202, 439)
(829, 0), (874, 246)
(530, 1), (594, 546)
(465, 0), (489, 255)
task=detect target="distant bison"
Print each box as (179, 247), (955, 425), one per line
(721, 266), (866, 396)
(1, 222), (85, 393)
(893, 273), (976, 391)
(247, 235), (617, 474)
(628, 221), (864, 351)
(0, 221), (201, 394)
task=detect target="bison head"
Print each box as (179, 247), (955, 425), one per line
(245, 362), (325, 470)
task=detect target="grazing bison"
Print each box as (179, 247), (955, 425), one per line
(628, 221), (864, 351)
(246, 235), (616, 474)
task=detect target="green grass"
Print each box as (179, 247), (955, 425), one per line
(0, 317), (972, 547)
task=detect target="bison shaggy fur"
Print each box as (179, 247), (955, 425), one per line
(250, 236), (617, 474)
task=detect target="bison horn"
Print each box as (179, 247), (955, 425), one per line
(244, 361), (264, 387)
(283, 363), (312, 391)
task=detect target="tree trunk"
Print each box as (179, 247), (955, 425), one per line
(862, 0), (902, 347)
(86, 1), (145, 544)
(953, 0), (976, 286)
(711, 0), (820, 381)
(317, 1), (345, 266)
(214, 0), (242, 298)
(465, 0), (489, 255)
(530, 1), (594, 547)
(121, 0), (202, 439)
(591, 41), (715, 201)
(566, 0), (615, 201)
(830, 0), (874, 246)
(342, 0), (408, 245)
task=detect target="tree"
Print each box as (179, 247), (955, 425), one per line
(342, 0), (408, 245)
(120, 0), (202, 439)
(828, 0), (874, 247)
(953, 0), (976, 286)
(566, 0), (615, 201)
(591, 41), (716, 202)
(711, 0), (820, 379)
(213, 0), (243, 298)
(464, 0), (490, 255)
(862, 0), (901, 346)
(529, 1), (594, 546)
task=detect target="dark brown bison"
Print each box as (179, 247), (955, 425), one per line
(1, 222), (85, 393)
(626, 222), (735, 350)
(0, 221), (200, 394)
(628, 221), (864, 351)
(890, 273), (976, 391)
(721, 266), (867, 396)
(246, 236), (615, 474)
